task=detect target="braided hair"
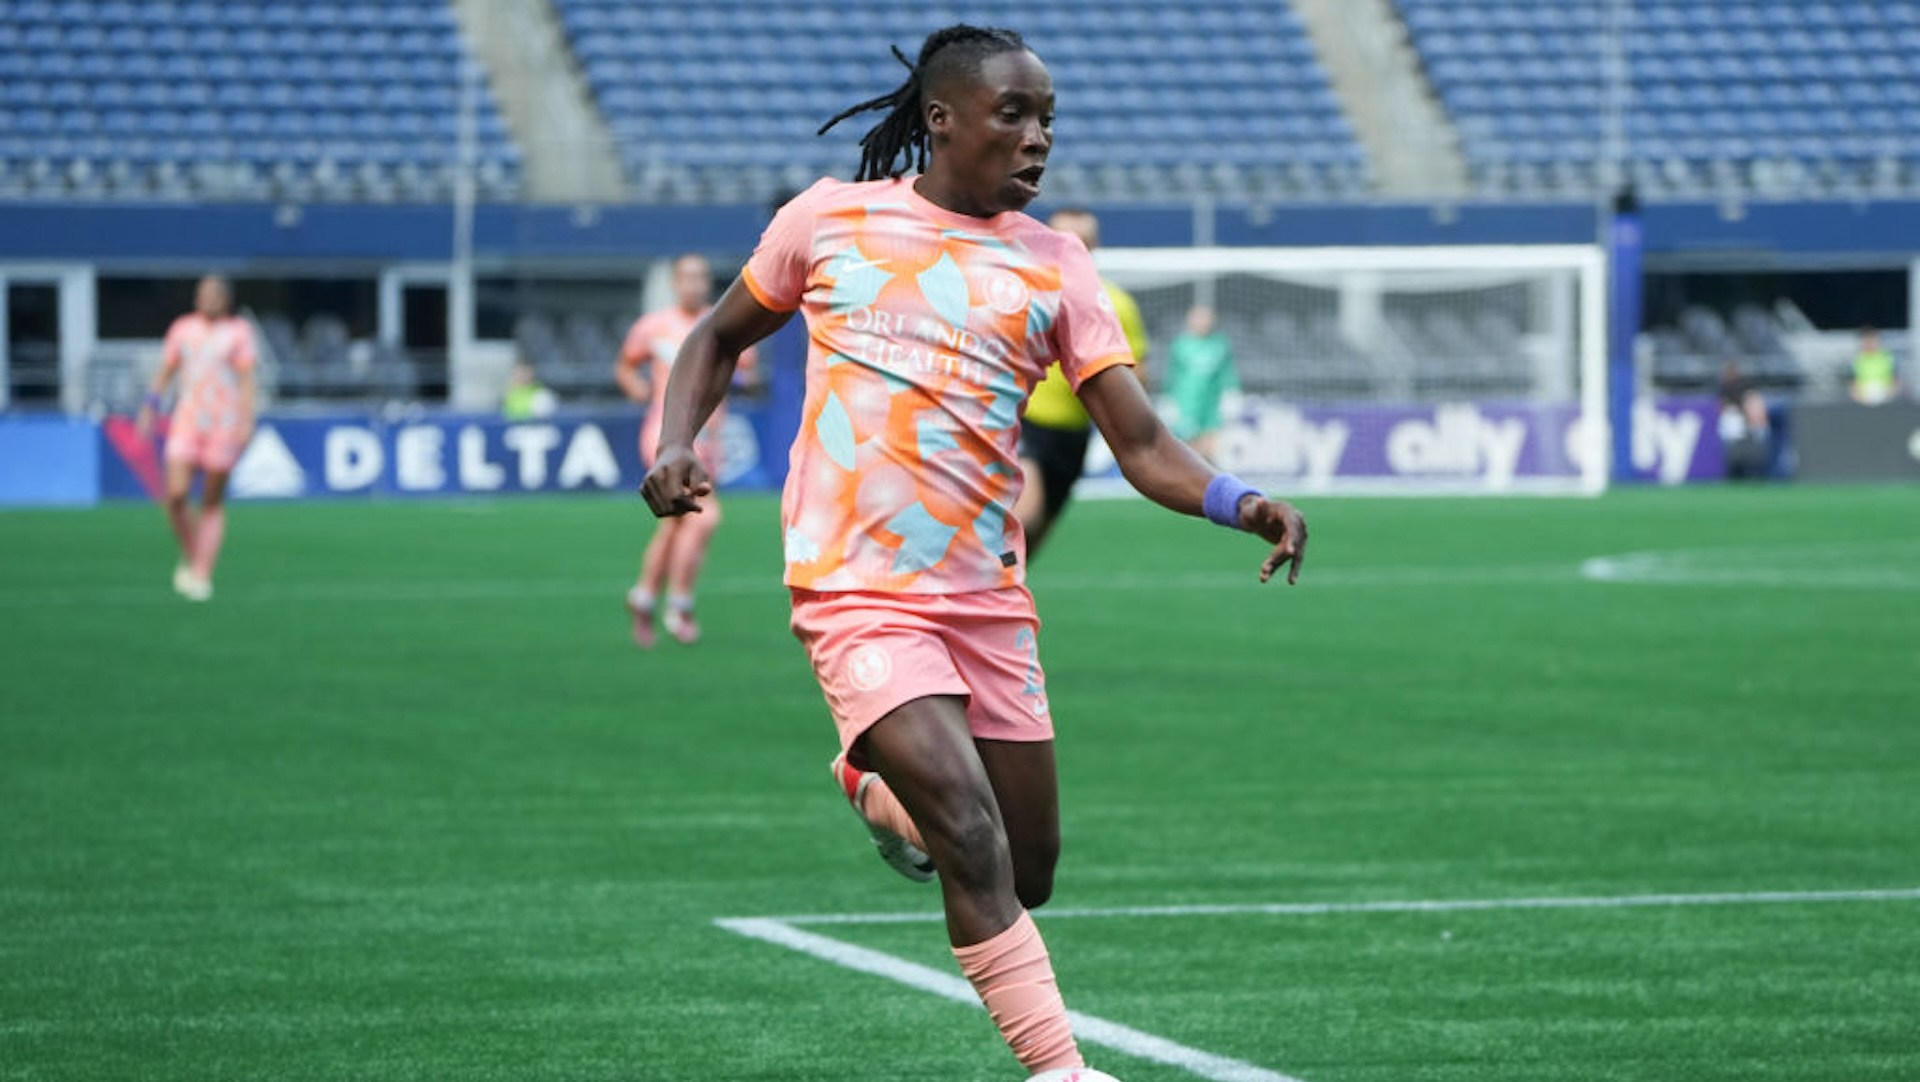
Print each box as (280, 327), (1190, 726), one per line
(816, 24), (1028, 182)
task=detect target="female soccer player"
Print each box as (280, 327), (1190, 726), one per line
(641, 25), (1306, 1079)
(135, 275), (258, 602)
(617, 253), (755, 646)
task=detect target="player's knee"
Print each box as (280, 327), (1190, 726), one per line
(1012, 836), (1060, 908)
(922, 798), (1009, 890)
(1012, 487), (1045, 534)
(1014, 867), (1054, 910)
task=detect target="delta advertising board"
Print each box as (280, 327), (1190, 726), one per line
(94, 396), (1722, 502)
(98, 408), (778, 501)
(1082, 396), (1723, 491)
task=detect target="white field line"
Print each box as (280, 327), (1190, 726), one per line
(744, 886), (1920, 927)
(1580, 555), (1920, 590)
(715, 916), (1306, 1082)
(14, 539), (1920, 607)
(0, 564), (1576, 608)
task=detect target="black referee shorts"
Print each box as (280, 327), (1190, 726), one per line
(1017, 421), (1092, 524)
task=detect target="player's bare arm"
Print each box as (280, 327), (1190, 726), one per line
(640, 280), (789, 518)
(613, 347), (651, 404)
(1078, 365), (1307, 585)
(135, 351), (179, 440)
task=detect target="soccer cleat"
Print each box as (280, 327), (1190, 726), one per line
(663, 604), (700, 645)
(178, 572), (213, 603)
(626, 589), (656, 649)
(829, 753), (936, 883)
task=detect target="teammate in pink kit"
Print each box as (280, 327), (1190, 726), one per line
(136, 275), (258, 602)
(641, 25), (1306, 1079)
(616, 253), (756, 646)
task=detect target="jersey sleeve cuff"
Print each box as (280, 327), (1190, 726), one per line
(740, 268), (799, 314)
(1066, 352), (1136, 391)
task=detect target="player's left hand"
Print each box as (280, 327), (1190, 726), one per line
(1240, 496), (1308, 585)
(640, 444), (712, 518)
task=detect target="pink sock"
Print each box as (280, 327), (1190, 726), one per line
(856, 775), (928, 852)
(191, 506), (227, 580)
(952, 912), (1083, 1073)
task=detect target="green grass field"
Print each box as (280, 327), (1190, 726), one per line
(4, 486), (1917, 1081)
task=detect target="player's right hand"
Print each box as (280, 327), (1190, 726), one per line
(134, 407), (154, 440)
(1241, 496), (1308, 585)
(640, 444), (712, 518)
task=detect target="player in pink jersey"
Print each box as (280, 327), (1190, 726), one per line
(641, 25), (1306, 1080)
(135, 275), (258, 602)
(615, 253), (757, 646)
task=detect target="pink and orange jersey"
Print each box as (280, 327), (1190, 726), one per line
(161, 313), (257, 438)
(621, 305), (756, 469)
(743, 177), (1133, 595)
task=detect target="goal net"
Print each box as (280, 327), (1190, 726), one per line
(1087, 245), (1608, 495)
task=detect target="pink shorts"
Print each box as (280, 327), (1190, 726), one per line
(165, 426), (243, 472)
(790, 586), (1053, 756)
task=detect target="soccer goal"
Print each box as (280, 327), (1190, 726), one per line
(1089, 245), (1609, 495)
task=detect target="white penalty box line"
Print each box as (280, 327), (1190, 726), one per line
(715, 915), (1307, 1082)
(715, 887), (1920, 1082)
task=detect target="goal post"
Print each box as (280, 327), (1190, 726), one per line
(1087, 245), (1609, 496)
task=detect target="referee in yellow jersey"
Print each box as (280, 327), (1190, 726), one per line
(1014, 207), (1151, 556)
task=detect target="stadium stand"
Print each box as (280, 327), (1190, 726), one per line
(0, 0), (522, 202)
(514, 309), (631, 400)
(259, 313), (422, 402)
(1397, 0), (1920, 200)
(1120, 275), (1537, 403)
(1649, 302), (1810, 392)
(553, 0), (1371, 203)
(3, 1), (1915, 209)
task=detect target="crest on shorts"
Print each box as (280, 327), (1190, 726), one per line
(848, 640), (890, 694)
(848, 644), (893, 692)
(984, 270), (1030, 316)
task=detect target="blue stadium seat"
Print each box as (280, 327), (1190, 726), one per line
(1396, 0), (1920, 198)
(0, 0), (522, 202)
(551, 0), (1369, 201)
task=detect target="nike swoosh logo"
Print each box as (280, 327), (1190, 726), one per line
(840, 257), (890, 273)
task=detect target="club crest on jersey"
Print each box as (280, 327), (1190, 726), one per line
(984, 270), (1030, 316)
(848, 644), (893, 692)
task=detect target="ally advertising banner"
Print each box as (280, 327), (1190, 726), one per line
(1082, 396), (1724, 492)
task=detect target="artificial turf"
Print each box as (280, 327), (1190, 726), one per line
(2, 485), (1915, 1081)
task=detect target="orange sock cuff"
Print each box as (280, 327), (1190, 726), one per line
(952, 912), (1083, 1073)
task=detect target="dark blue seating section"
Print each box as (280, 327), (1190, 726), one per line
(554, 0), (1369, 203)
(7, 1), (1918, 207)
(1399, 0), (1920, 198)
(0, 0), (521, 202)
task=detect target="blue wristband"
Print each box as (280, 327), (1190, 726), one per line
(1203, 473), (1261, 530)
(143, 392), (163, 411)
